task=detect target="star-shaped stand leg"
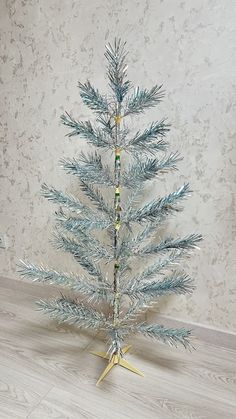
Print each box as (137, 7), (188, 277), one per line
(90, 345), (144, 385)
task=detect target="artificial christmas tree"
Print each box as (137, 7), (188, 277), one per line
(19, 39), (202, 385)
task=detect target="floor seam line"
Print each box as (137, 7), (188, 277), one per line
(26, 385), (54, 418)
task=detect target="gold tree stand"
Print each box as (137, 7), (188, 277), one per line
(90, 345), (144, 385)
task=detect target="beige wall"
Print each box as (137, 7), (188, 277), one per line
(1, 0), (235, 332)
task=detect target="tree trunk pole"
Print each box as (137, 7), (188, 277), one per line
(113, 106), (122, 334)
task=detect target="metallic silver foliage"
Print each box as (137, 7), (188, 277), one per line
(126, 183), (191, 223)
(41, 183), (88, 213)
(136, 324), (192, 349)
(139, 233), (203, 257)
(117, 219), (162, 263)
(78, 81), (110, 114)
(61, 113), (111, 149)
(104, 39), (131, 103)
(122, 152), (182, 188)
(19, 39), (203, 356)
(124, 272), (194, 300)
(56, 209), (110, 232)
(60, 152), (114, 186)
(80, 181), (113, 217)
(124, 85), (165, 116)
(37, 296), (107, 329)
(57, 218), (112, 262)
(53, 232), (105, 281)
(124, 250), (185, 286)
(126, 120), (170, 154)
(18, 261), (111, 302)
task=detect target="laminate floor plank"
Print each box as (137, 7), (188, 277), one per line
(0, 277), (235, 419)
(0, 363), (52, 419)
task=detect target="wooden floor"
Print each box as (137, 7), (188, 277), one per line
(0, 277), (236, 419)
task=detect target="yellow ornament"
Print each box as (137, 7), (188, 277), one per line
(115, 147), (121, 156)
(115, 221), (121, 231)
(114, 115), (122, 124)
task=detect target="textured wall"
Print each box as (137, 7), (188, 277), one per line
(1, 0), (235, 332)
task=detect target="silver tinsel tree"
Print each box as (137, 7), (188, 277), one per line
(19, 39), (202, 383)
